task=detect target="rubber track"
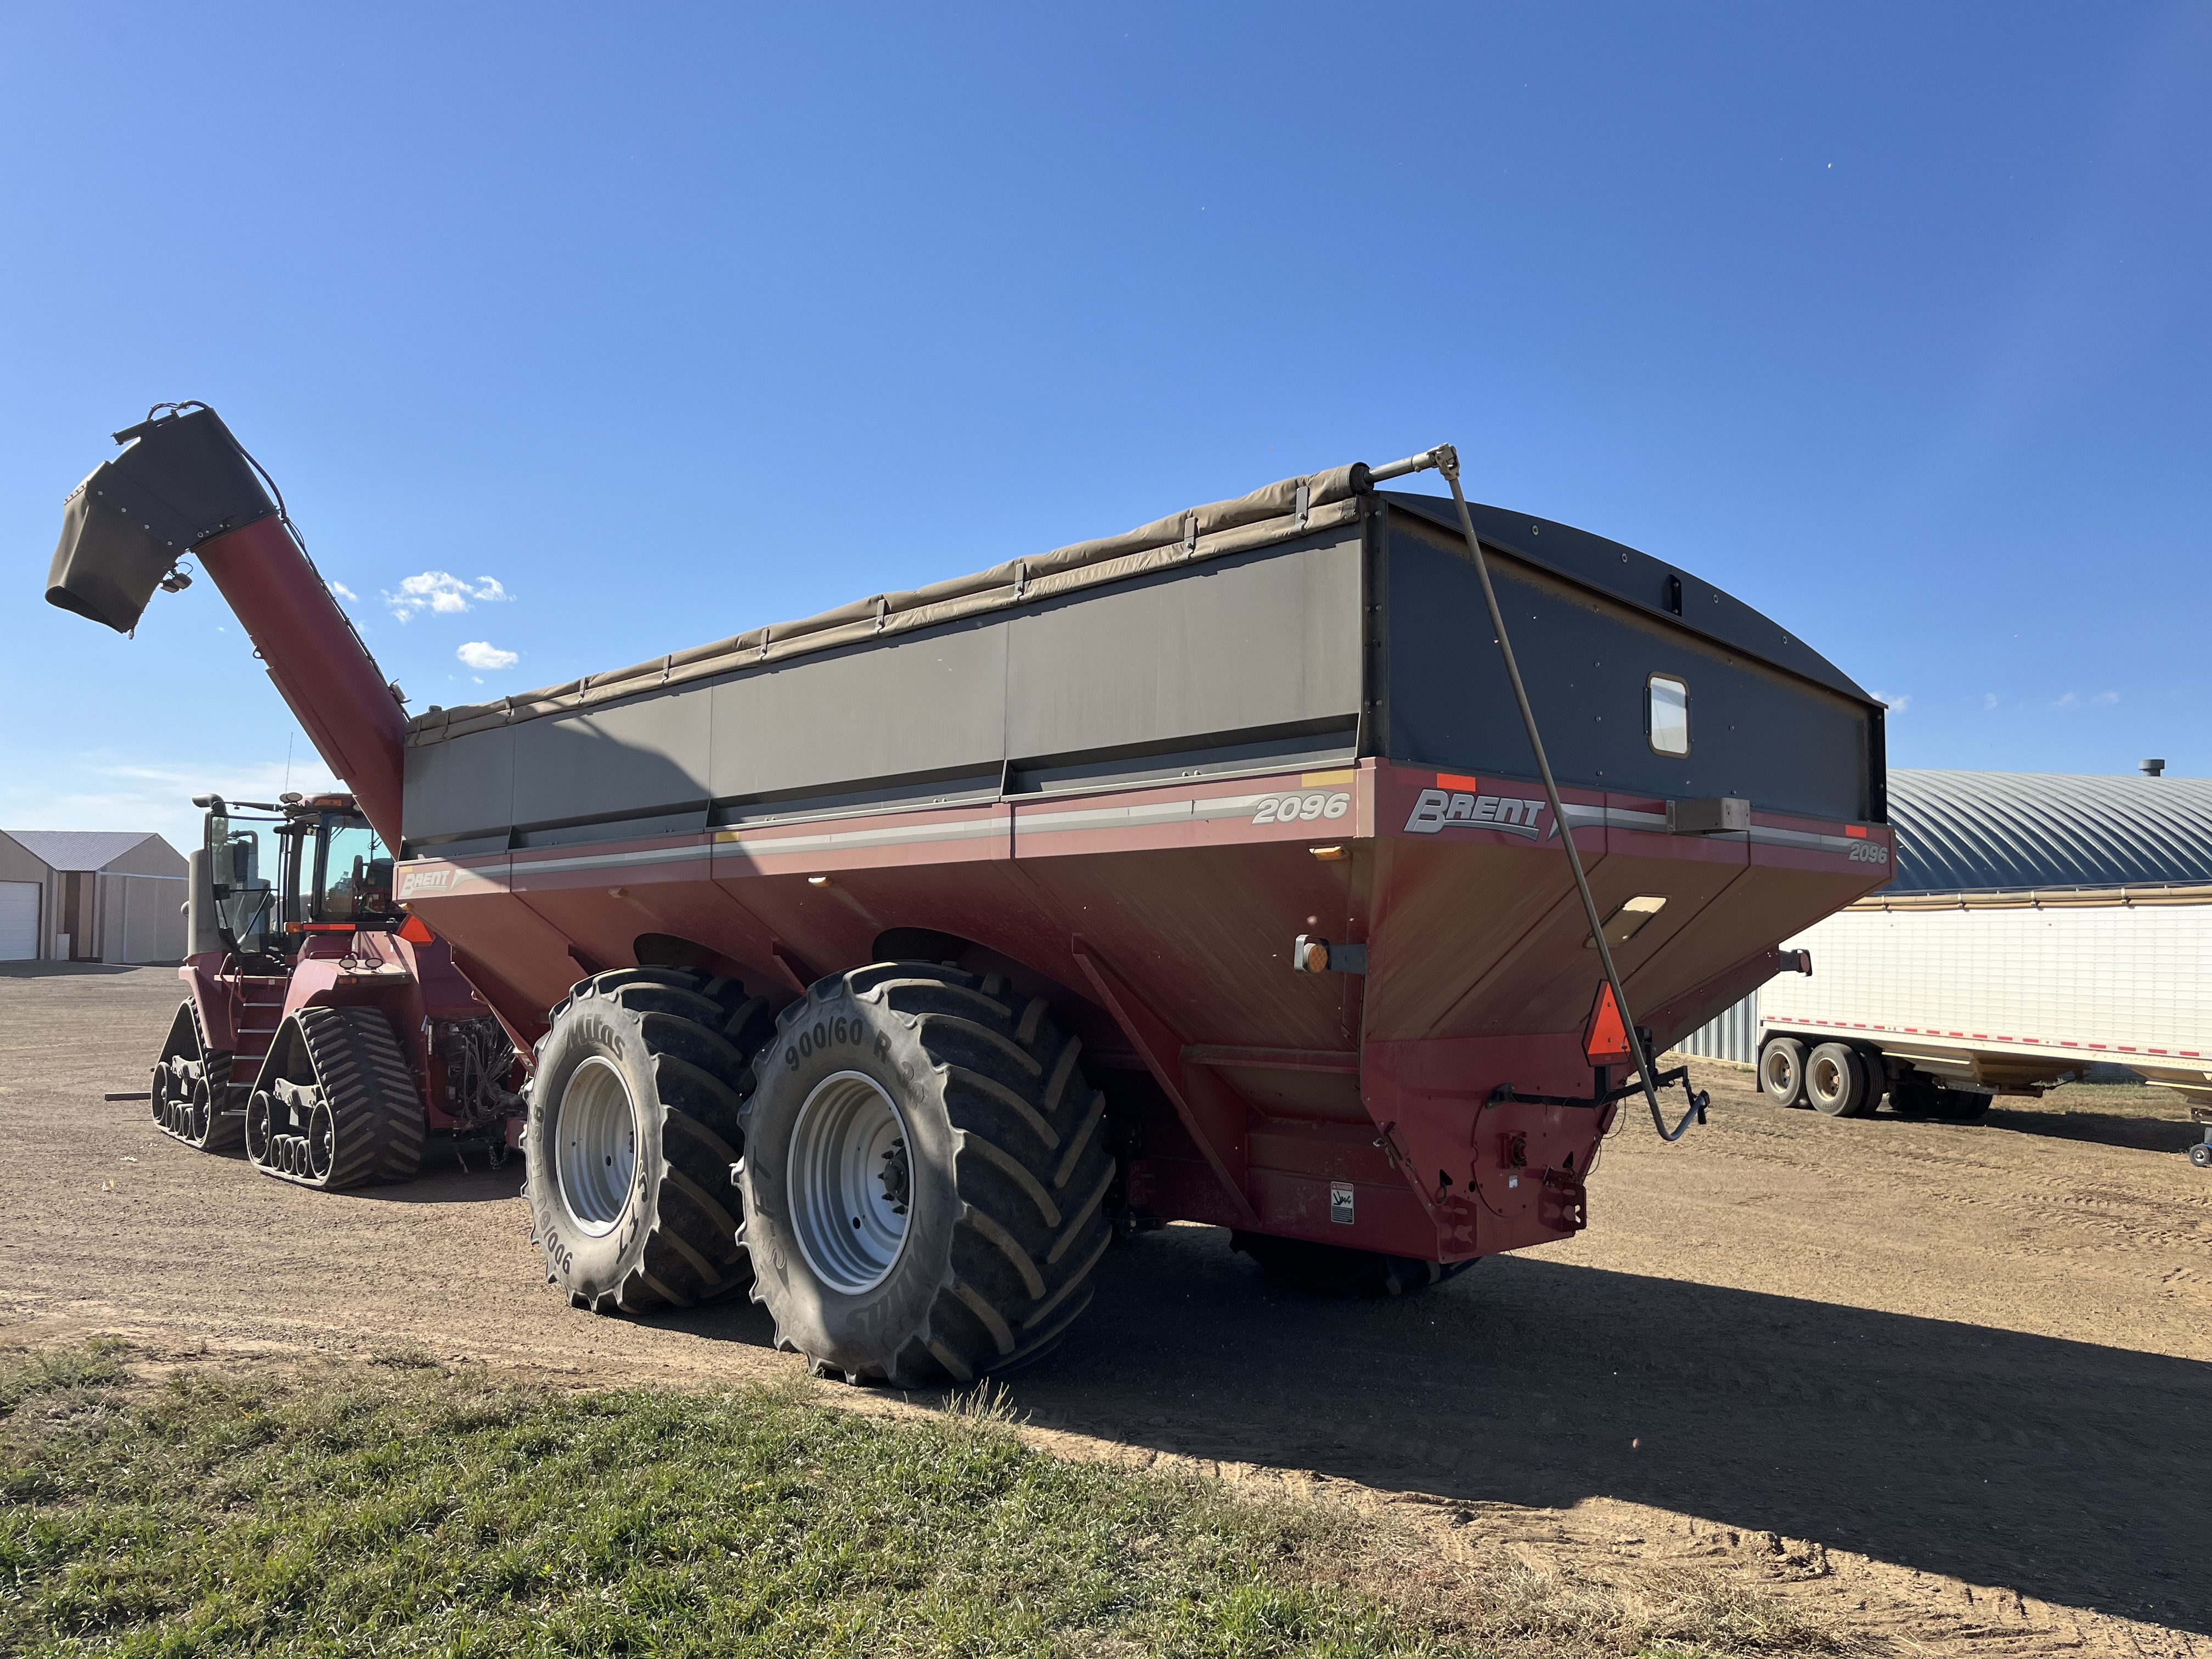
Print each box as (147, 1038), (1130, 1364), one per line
(820, 963), (1115, 1385)
(151, 999), (244, 1154)
(262, 1007), (425, 1190)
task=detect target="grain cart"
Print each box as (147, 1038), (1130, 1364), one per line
(147, 786), (523, 1186)
(47, 404), (1892, 1384)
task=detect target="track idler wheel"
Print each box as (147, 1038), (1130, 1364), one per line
(149, 1000), (243, 1153)
(248, 1007), (425, 1191)
(738, 962), (1116, 1387)
(527, 967), (773, 1314)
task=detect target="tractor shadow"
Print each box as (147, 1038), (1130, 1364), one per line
(1000, 1227), (2212, 1637)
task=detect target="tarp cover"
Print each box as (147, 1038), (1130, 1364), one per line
(407, 465), (1366, 746)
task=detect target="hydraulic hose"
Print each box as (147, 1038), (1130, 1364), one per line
(1369, 444), (1700, 1142)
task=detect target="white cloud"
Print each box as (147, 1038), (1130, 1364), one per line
(2053, 691), (2080, 708)
(1983, 692), (1999, 710)
(457, 640), (519, 671)
(383, 571), (511, 622)
(1871, 689), (1911, 714)
(329, 580), (358, 602)
(2091, 690), (2120, 707)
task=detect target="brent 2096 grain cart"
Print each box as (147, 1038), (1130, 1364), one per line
(46, 404), (1893, 1385)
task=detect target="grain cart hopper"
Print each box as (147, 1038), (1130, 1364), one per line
(46, 404), (1893, 1385)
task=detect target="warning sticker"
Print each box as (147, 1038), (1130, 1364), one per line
(1329, 1183), (1355, 1224)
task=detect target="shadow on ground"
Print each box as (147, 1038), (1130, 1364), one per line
(0, 961), (151, 979)
(1975, 1102), (2205, 1155)
(794, 1227), (2209, 1635)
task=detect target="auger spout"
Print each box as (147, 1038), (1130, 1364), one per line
(44, 405), (410, 847)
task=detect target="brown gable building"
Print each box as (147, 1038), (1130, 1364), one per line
(0, 830), (187, 963)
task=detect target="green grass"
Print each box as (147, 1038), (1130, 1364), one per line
(0, 1345), (1850, 1658)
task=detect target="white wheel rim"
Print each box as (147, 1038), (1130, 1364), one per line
(1812, 1056), (1843, 1102)
(787, 1070), (912, 1295)
(556, 1056), (637, 1237)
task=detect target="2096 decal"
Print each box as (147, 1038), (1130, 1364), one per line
(1253, 791), (1351, 826)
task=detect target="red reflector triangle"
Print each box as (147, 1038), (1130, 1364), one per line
(397, 915), (437, 945)
(1583, 980), (1635, 1066)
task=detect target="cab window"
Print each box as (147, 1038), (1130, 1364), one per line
(315, 820), (386, 922)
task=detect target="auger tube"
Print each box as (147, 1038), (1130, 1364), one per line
(43, 405), (409, 846)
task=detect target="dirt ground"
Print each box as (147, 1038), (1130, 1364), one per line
(5, 963), (2207, 1656)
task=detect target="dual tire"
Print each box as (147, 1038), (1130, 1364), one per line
(737, 962), (1116, 1386)
(1759, 1036), (1880, 1116)
(527, 968), (771, 1313)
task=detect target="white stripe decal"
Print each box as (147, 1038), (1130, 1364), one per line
(714, 815), (1007, 859)
(1016, 793), (1266, 836)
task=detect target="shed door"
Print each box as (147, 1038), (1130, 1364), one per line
(0, 881), (37, 961)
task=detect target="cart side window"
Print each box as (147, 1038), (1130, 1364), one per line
(1649, 674), (1690, 756)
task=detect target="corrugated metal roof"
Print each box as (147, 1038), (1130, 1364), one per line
(2, 830), (159, 872)
(1888, 770), (2212, 894)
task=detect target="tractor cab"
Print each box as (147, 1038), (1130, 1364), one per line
(193, 791), (396, 958)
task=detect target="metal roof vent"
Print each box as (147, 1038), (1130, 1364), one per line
(2141, 758), (2166, 777)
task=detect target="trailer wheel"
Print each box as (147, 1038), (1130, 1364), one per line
(737, 962), (1115, 1386)
(1758, 1037), (1806, 1108)
(150, 999), (243, 1153)
(248, 1006), (425, 1189)
(528, 968), (764, 1313)
(1804, 1041), (1874, 1117)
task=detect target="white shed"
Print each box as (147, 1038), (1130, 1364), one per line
(0, 830), (188, 964)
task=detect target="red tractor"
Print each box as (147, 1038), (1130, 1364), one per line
(152, 787), (522, 1188)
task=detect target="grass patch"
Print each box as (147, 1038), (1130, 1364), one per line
(0, 1345), (1850, 1658)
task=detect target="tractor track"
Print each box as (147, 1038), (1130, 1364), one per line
(4, 964), (2208, 1657)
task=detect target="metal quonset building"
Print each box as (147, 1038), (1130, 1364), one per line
(1680, 768), (2212, 1125)
(0, 830), (188, 963)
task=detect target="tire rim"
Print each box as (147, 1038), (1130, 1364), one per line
(1761, 1051), (1791, 1094)
(1810, 1053), (1845, 1104)
(787, 1070), (912, 1295)
(246, 1092), (272, 1163)
(555, 1056), (637, 1238)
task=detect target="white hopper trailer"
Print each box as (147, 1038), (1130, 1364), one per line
(1751, 768), (2212, 1167)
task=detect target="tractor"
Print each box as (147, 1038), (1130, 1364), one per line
(153, 788), (523, 1188)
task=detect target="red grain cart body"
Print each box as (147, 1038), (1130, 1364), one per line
(47, 408), (1891, 1384)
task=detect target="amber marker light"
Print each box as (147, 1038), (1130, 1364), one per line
(1310, 845), (1347, 861)
(807, 876), (831, 887)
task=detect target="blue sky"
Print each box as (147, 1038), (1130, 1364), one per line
(4, 3), (2206, 851)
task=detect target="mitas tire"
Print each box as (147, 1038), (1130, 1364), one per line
(738, 962), (1115, 1387)
(528, 967), (772, 1314)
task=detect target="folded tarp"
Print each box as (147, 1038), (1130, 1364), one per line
(405, 464), (1368, 747)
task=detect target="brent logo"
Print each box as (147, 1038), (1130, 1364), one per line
(1404, 787), (1547, 838)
